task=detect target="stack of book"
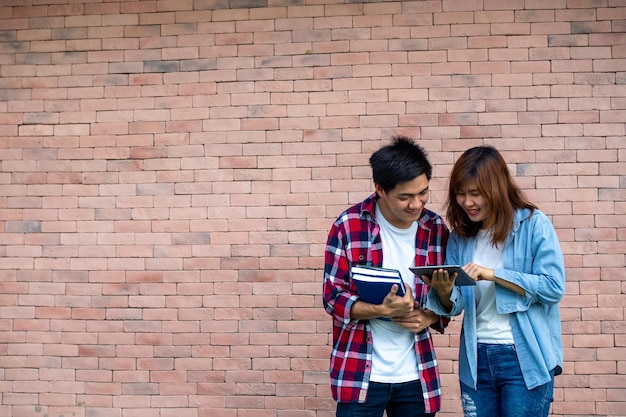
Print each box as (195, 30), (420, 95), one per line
(350, 265), (405, 305)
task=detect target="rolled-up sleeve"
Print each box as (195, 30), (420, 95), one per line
(495, 212), (565, 314)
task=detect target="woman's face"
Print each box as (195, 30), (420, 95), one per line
(455, 181), (492, 227)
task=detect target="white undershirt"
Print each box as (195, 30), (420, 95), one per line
(473, 229), (514, 344)
(369, 205), (419, 383)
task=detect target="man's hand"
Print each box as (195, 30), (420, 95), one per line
(350, 282), (414, 321)
(392, 302), (439, 333)
(380, 282), (414, 318)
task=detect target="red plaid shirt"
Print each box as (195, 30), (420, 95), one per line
(323, 193), (449, 412)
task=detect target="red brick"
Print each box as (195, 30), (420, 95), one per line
(0, 1), (624, 416)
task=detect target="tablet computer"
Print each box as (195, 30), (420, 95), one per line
(410, 265), (476, 286)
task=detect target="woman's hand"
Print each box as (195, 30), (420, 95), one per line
(421, 269), (456, 312)
(463, 262), (526, 296)
(462, 262), (495, 281)
(421, 269), (456, 298)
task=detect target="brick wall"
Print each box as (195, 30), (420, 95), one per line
(0, 0), (625, 416)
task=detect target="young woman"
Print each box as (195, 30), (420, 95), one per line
(424, 146), (565, 417)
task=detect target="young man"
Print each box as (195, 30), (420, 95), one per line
(323, 136), (450, 417)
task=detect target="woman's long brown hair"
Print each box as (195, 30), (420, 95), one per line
(446, 146), (536, 246)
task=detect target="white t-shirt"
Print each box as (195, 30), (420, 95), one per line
(369, 206), (419, 383)
(474, 229), (514, 344)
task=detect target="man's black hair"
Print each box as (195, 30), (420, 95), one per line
(369, 135), (432, 193)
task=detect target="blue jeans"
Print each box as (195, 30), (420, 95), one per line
(460, 343), (555, 417)
(336, 380), (435, 417)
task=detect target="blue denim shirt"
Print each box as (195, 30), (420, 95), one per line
(426, 208), (565, 390)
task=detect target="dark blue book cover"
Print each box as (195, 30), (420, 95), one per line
(351, 265), (405, 305)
